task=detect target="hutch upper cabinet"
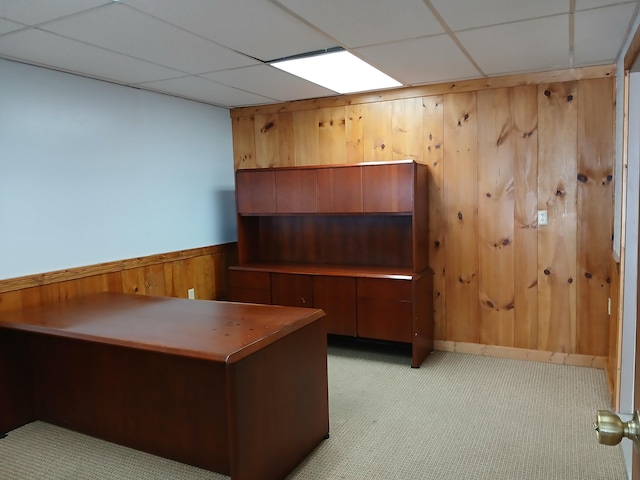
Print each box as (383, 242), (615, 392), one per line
(229, 160), (433, 367)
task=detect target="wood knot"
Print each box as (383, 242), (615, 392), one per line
(380, 143), (385, 150)
(457, 212), (463, 220)
(555, 189), (563, 196)
(606, 277), (611, 284)
(567, 95), (573, 102)
(568, 277), (574, 284)
(486, 192), (492, 198)
(585, 272), (592, 279)
(502, 238), (510, 246)
(486, 300), (495, 308)
(134, 287), (139, 292)
(607, 175), (613, 182)
(260, 121), (274, 133)
(544, 89), (551, 97)
(577, 173), (588, 183)
(544, 269), (551, 276)
(434, 240), (441, 248)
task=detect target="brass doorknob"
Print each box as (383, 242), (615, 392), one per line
(594, 410), (640, 446)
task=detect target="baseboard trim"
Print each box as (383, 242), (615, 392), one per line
(434, 340), (606, 369)
(0, 243), (237, 294)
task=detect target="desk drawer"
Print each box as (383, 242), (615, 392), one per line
(356, 278), (412, 343)
(356, 277), (411, 301)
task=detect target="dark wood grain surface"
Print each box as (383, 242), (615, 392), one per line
(0, 292), (324, 363)
(0, 293), (329, 479)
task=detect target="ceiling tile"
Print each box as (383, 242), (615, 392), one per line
(355, 35), (480, 86)
(430, 0), (567, 31)
(0, 17), (25, 35)
(202, 64), (336, 102)
(0, 0), (108, 26)
(576, 0), (637, 10)
(138, 75), (276, 107)
(126, 0), (336, 61)
(574, 3), (638, 65)
(275, 0), (444, 48)
(457, 16), (569, 76)
(0, 29), (186, 84)
(41, 3), (258, 74)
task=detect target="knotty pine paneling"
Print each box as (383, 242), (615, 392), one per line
(0, 244), (237, 315)
(424, 95), (445, 340)
(363, 101), (394, 162)
(293, 108), (348, 166)
(576, 77), (615, 357)
(512, 85), (539, 350)
(443, 91), (480, 343)
(477, 88), (515, 346)
(608, 257), (621, 408)
(345, 104), (365, 164)
(537, 82), (578, 353)
(392, 97), (424, 162)
(233, 116), (256, 170)
(230, 69), (615, 358)
(319, 107), (347, 165)
(254, 112), (294, 168)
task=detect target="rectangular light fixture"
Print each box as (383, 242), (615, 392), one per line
(270, 48), (402, 94)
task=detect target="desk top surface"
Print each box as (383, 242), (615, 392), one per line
(0, 293), (325, 363)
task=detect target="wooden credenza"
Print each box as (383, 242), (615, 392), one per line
(229, 160), (433, 368)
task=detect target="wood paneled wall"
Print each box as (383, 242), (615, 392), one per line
(231, 65), (615, 358)
(0, 244), (238, 314)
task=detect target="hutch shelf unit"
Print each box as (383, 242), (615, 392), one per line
(229, 160), (433, 368)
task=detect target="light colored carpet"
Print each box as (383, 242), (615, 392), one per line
(0, 341), (626, 480)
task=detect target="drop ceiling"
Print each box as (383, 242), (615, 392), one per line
(0, 0), (638, 109)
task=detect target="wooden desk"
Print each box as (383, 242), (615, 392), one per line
(0, 293), (328, 480)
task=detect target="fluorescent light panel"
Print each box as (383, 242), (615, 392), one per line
(270, 50), (402, 94)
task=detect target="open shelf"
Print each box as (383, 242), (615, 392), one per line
(229, 160), (433, 367)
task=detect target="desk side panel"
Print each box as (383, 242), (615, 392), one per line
(31, 336), (230, 474)
(227, 317), (329, 480)
(0, 330), (36, 433)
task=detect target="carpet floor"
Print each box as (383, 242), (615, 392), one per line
(0, 340), (626, 479)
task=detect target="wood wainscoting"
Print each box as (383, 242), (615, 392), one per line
(0, 243), (238, 314)
(608, 255), (622, 408)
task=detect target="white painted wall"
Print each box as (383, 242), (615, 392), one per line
(0, 59), (237, 280)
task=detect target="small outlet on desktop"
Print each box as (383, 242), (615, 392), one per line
(188, 288), (195, 300)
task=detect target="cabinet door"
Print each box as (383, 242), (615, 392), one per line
(236, 170), (276, 213)
(317, 167), (362, 213)
(313, 276), (357, 336)
(362, 163), (413, 213)
(271, 273), (313, 308)
(228, 270), (271, 304)
(275, 169), (318, 213)
(356, 277), (412, 343)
